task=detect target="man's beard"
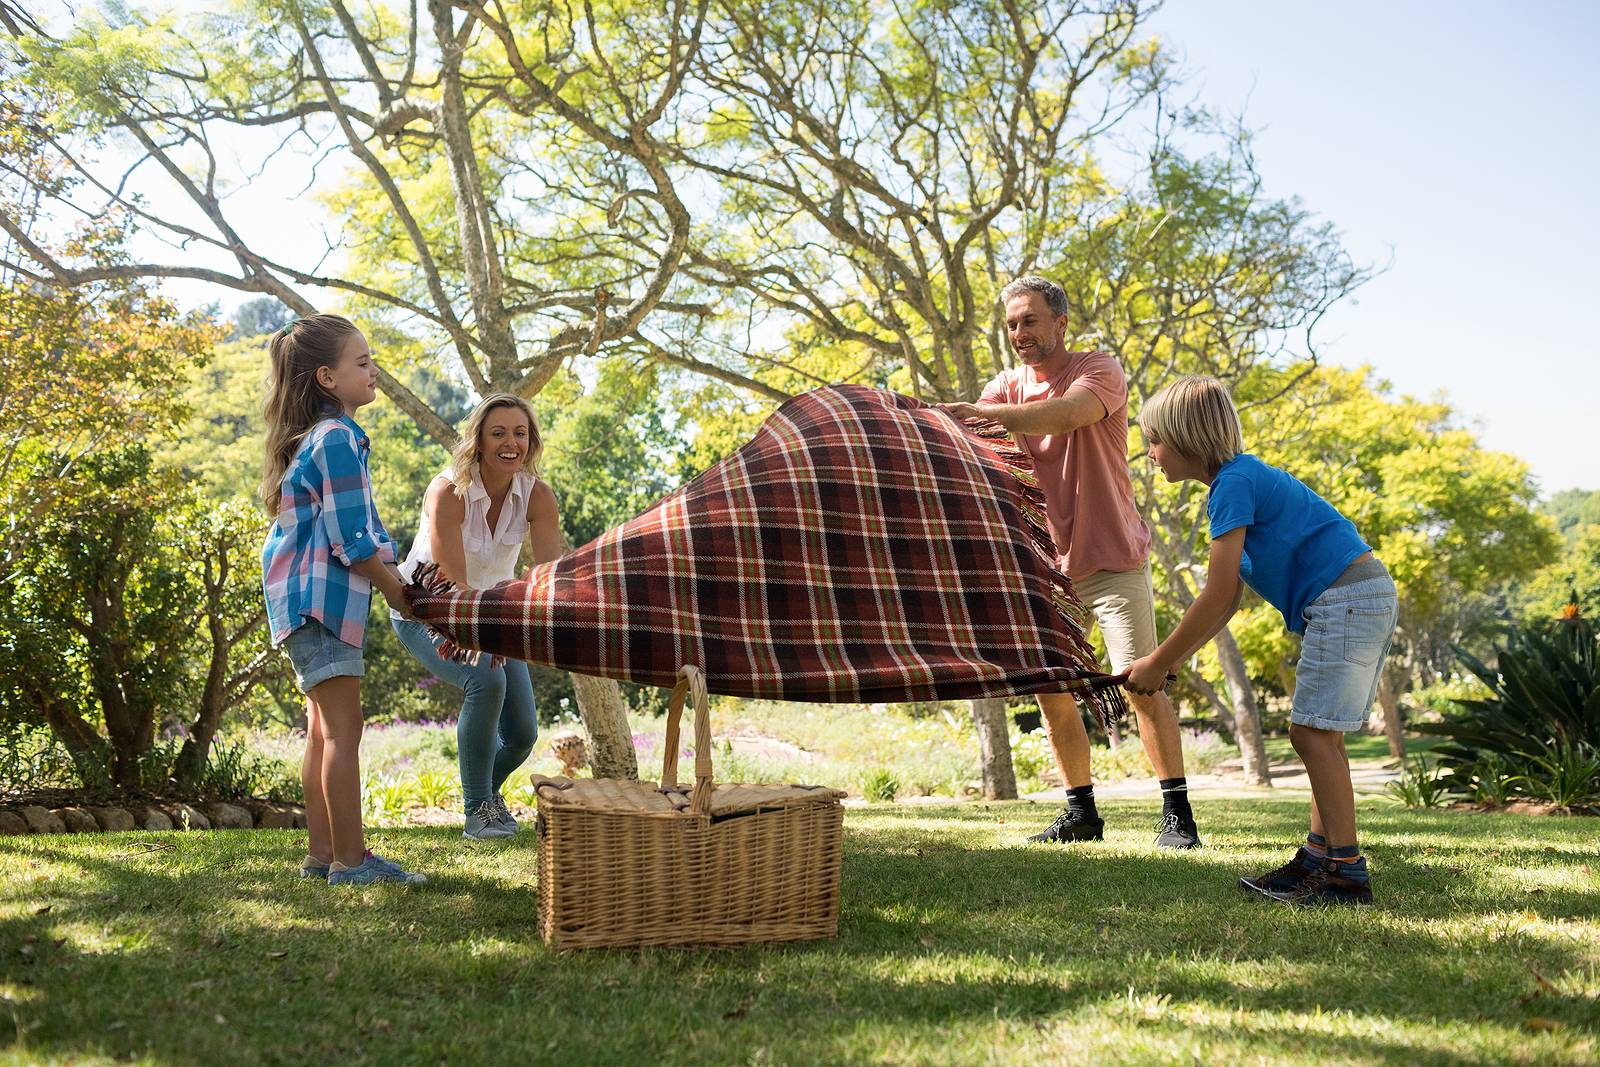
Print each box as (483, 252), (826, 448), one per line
(1015, 334), (1058, 365)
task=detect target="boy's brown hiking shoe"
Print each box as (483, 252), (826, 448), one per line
(1239, 848), (1319, 896)
(1268, 859), (1373, 906)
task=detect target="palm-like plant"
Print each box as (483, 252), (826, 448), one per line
(1419, 596), (1599, 809)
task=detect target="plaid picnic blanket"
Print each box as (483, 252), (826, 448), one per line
(406, 385), (1126, 727)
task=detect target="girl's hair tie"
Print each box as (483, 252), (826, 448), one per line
(280, 317), (301, 335)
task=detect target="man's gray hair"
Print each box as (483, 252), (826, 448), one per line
(1000, 275), (1070, 318)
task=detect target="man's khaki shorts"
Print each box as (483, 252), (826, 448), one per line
(1070, 562), (1159, 673)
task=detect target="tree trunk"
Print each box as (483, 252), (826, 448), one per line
(41, 700), (104, 763)
(1375, 665), (1406, 761)
(1186, 671), (1238, 745)
(173, 576), (230, 789)
(1214, 626), (1271, 786)
(971, 697), (1017, 800)
(569, 673), (639, 780)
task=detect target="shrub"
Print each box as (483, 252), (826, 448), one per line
(1409, 674), (1495, 721)
(1418, 598), (1600, 810)
(1458, 753), (1523, 808)
(1384, 756), (1451, 809)
(0, 723), (81, 794)
(411, 768), (462, 811)
(194, 735), (301, 803)
(1007, 729), (1055, 792)
(362, 774), (411, 824)
(0, 448), (275, 793)
(1522, 742), (1600, 809)
(859, 767), (900, 803)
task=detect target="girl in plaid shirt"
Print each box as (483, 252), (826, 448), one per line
(260, 314), (425, 887)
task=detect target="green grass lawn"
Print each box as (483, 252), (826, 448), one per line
(2, 799), (1596, 1066)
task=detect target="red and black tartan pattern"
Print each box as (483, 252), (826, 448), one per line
(407, 385), (1126, 727)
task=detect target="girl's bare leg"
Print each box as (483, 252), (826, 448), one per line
(301, 698), (333, 865)
(307, 676), (366, 867)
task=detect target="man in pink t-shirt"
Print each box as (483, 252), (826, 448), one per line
(942, 276), (1200, 849)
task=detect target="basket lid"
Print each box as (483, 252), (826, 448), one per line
(531, 775), (844, 817)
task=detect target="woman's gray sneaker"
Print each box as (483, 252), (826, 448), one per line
(490, 794), (518, 833)
(464, 799), (515, 841)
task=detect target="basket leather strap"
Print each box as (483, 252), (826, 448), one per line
(661, 664), (715, 815)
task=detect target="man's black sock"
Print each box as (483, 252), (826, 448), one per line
(1159, 777), (1193, 822)
(1066, 784), (1098, 821)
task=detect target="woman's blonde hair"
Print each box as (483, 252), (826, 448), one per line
(448, 393), (543, 497)
(1138, 375), (1244, 475)
(259, 314), (361, 515)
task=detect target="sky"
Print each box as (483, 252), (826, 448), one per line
(1143, 1), (1598, 495)
(32, 0), (1597, 496)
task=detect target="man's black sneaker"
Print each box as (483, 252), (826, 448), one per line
(1269, 860), (1374, 906)
(1026, 808), (1104, 843)
(1240, 848), (1319, 896)
(1154, 811), (1202, 849)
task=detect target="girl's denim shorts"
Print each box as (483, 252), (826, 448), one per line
(1292, 572), (1398, 732)
(283, 620), (365, 693)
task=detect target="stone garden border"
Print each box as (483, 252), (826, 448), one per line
(0, 799), (306, 835)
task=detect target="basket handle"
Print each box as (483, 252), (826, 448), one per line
(660, 664), (714, 815)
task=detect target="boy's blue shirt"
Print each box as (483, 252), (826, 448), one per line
(1206, 453), (1369, 634)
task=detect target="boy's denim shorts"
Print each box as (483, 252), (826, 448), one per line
(1292, 571), (1398, 732)
(283, 620), (365, 694)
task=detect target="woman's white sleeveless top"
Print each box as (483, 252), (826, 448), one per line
(399, 466), (536, 589)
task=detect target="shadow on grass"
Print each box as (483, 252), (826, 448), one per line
(1, 797), (1596, 1066)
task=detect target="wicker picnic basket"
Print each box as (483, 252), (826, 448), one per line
(533, 665), (846, 949)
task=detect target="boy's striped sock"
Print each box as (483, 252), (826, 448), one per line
(1066, 784), (1098, 822)
(1158, 777), (1193, 822)
(1304, 832), (1328, 862)
(1327, 843), (1369, 883)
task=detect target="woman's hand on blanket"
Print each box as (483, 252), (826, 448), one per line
(1125, 655), (1172, 696)
(938, 401), (982, 421)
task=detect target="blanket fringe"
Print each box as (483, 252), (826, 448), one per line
(404, 562), (475, 663)
(958, 416), (1129, 732)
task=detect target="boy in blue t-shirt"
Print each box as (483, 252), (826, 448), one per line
(1124, 376), (1397, 905)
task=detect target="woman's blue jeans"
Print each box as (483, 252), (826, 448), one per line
(391, 616), (537, 812)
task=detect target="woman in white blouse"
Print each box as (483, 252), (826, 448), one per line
(392, 394), (564, 840)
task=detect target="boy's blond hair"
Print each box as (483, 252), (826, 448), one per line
(1138, 376), (1244, 475)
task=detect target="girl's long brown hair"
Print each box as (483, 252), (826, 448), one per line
(259, 314), (361, 516)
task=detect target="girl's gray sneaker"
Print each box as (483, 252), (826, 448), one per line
(490, 795), (518, 834)
(463, 800), (514, 841)
(327, 851), (427, 886)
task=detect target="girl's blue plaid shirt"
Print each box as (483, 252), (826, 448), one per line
(261, 413), (398, 648)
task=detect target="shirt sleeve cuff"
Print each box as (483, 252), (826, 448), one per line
(331, 528), (379, 567)
(1208, 519), (1248, 539)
